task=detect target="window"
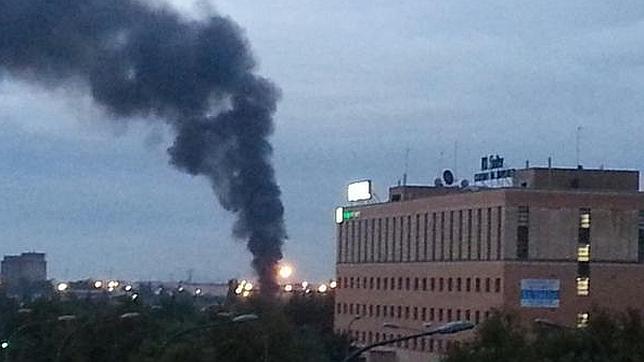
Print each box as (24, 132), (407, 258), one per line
(440, 212), (446, 260)
(639, 211), (644, 263)
(485, 278), (491, 293)
(438, 308), (444, 321)
(376, 277), (381, 290)
(406, 215), (412, 262)
(466, 278), (471, 292)
(580, 209), (591, 229)
(422, 278), (427, 291)
(383, 277), (388, 290)
(447, 309), (452, 321)
(495, 278), (501, 293)
(384, 218), (389, 262)
(397, 306), (402, 319)
(458, 210), (464, 260)
(376, 305), (381, 317)
(477, 209), (482, 260)
(449, 211), (454, 260)
(475, 278), (481, 292)
(370, 277), (374, 290)
(405, 277), (410, 291)
(421, 308), (426, 321)
(377, 218), (382, 262)
(577, 244), (590, 262)
(457, 277), (462, 292)
(467, 209), (473, 259)
(576, 277), (589, 296)
(432, 212), (437, 260)
(430, 278), (436, 291)
(415, 214), (420, 261)
(517, 226), (529, 259)
(465, 310), (471, 321)
(405, 306), (410, 319)
(448, 278), (453, 292)
(430, 308), (435, 321)
(398, 277), (403, 290)
(439, 278), (444, 292)
(414, 277), (419, 291)
(497, 206), (503, 260)
(413, 307), (418, 320)
(576, 312), (589, 328)
(475, 310), (480, 324)
(487, 207), (492, 260)
(517, 206), (529, 259)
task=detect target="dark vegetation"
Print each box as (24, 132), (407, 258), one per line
(0, 288), (350, 362)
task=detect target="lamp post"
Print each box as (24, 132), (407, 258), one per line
(343, 321), (475, 362)
(1, 315), (78, 362)
(158, 313), (259, 358)
(346, 315), (362, 334)
(54, 312), (141, 362)
(381, 322), (431, 333)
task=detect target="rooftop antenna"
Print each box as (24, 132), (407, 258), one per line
(576, 125), (582, 167)
(403, 147), (410, 186)
(453, 140), (458, 178)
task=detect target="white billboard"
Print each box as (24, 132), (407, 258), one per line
(347, 180), (372, 202)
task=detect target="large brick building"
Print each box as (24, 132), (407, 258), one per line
(334, 165), (644, 362)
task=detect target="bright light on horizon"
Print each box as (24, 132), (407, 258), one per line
(278, 264), (294, 279)
(56, 282), (69, 292)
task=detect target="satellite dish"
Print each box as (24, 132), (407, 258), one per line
(460, 179), (470, 188)
(442, 169), (455, 186)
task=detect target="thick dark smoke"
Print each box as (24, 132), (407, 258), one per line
(0, 0), (286, 295)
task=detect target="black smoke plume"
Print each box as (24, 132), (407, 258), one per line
(0, 0), (286, 295)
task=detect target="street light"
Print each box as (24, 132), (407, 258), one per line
(158, 313), (259, 357)
(1, 341), (8, 349)
(56, 282), (69, 292)
(343, 321), (475, 362)
(55, 312), (142, 362)
(347, 315), (362, 333)
(381, 322), (424, 333)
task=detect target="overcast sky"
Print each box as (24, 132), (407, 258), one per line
(1, 0), (643, 283)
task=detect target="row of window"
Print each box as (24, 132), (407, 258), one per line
(337, 329), (460, 354)
(339, 275), (502, 293)
(337, 302), (490, 324)
(337, 207), (504, 264)
(576, 209), (591, 297)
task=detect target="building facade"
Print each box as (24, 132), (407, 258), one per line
(334, 167), (644, 362)
(1, 252), (47, 297)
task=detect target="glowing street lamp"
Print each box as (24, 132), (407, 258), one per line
(1, 341), (9, 349)
(318, 284), (328, 293)
(56, 283), (69, 292)
(329, 280), (338, 289)
(94, 281), (103, 289)
(284, 284), (293, 292)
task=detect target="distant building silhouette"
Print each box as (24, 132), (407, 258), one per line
(1, 252), (48, 298)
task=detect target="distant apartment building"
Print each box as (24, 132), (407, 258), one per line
(1, 252), (47, 295)
(334, 163), (644, 362)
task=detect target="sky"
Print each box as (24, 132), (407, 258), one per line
(1, 0), (644, 283)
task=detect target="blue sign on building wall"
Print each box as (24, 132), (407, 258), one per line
(520, 279), (560, 308)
